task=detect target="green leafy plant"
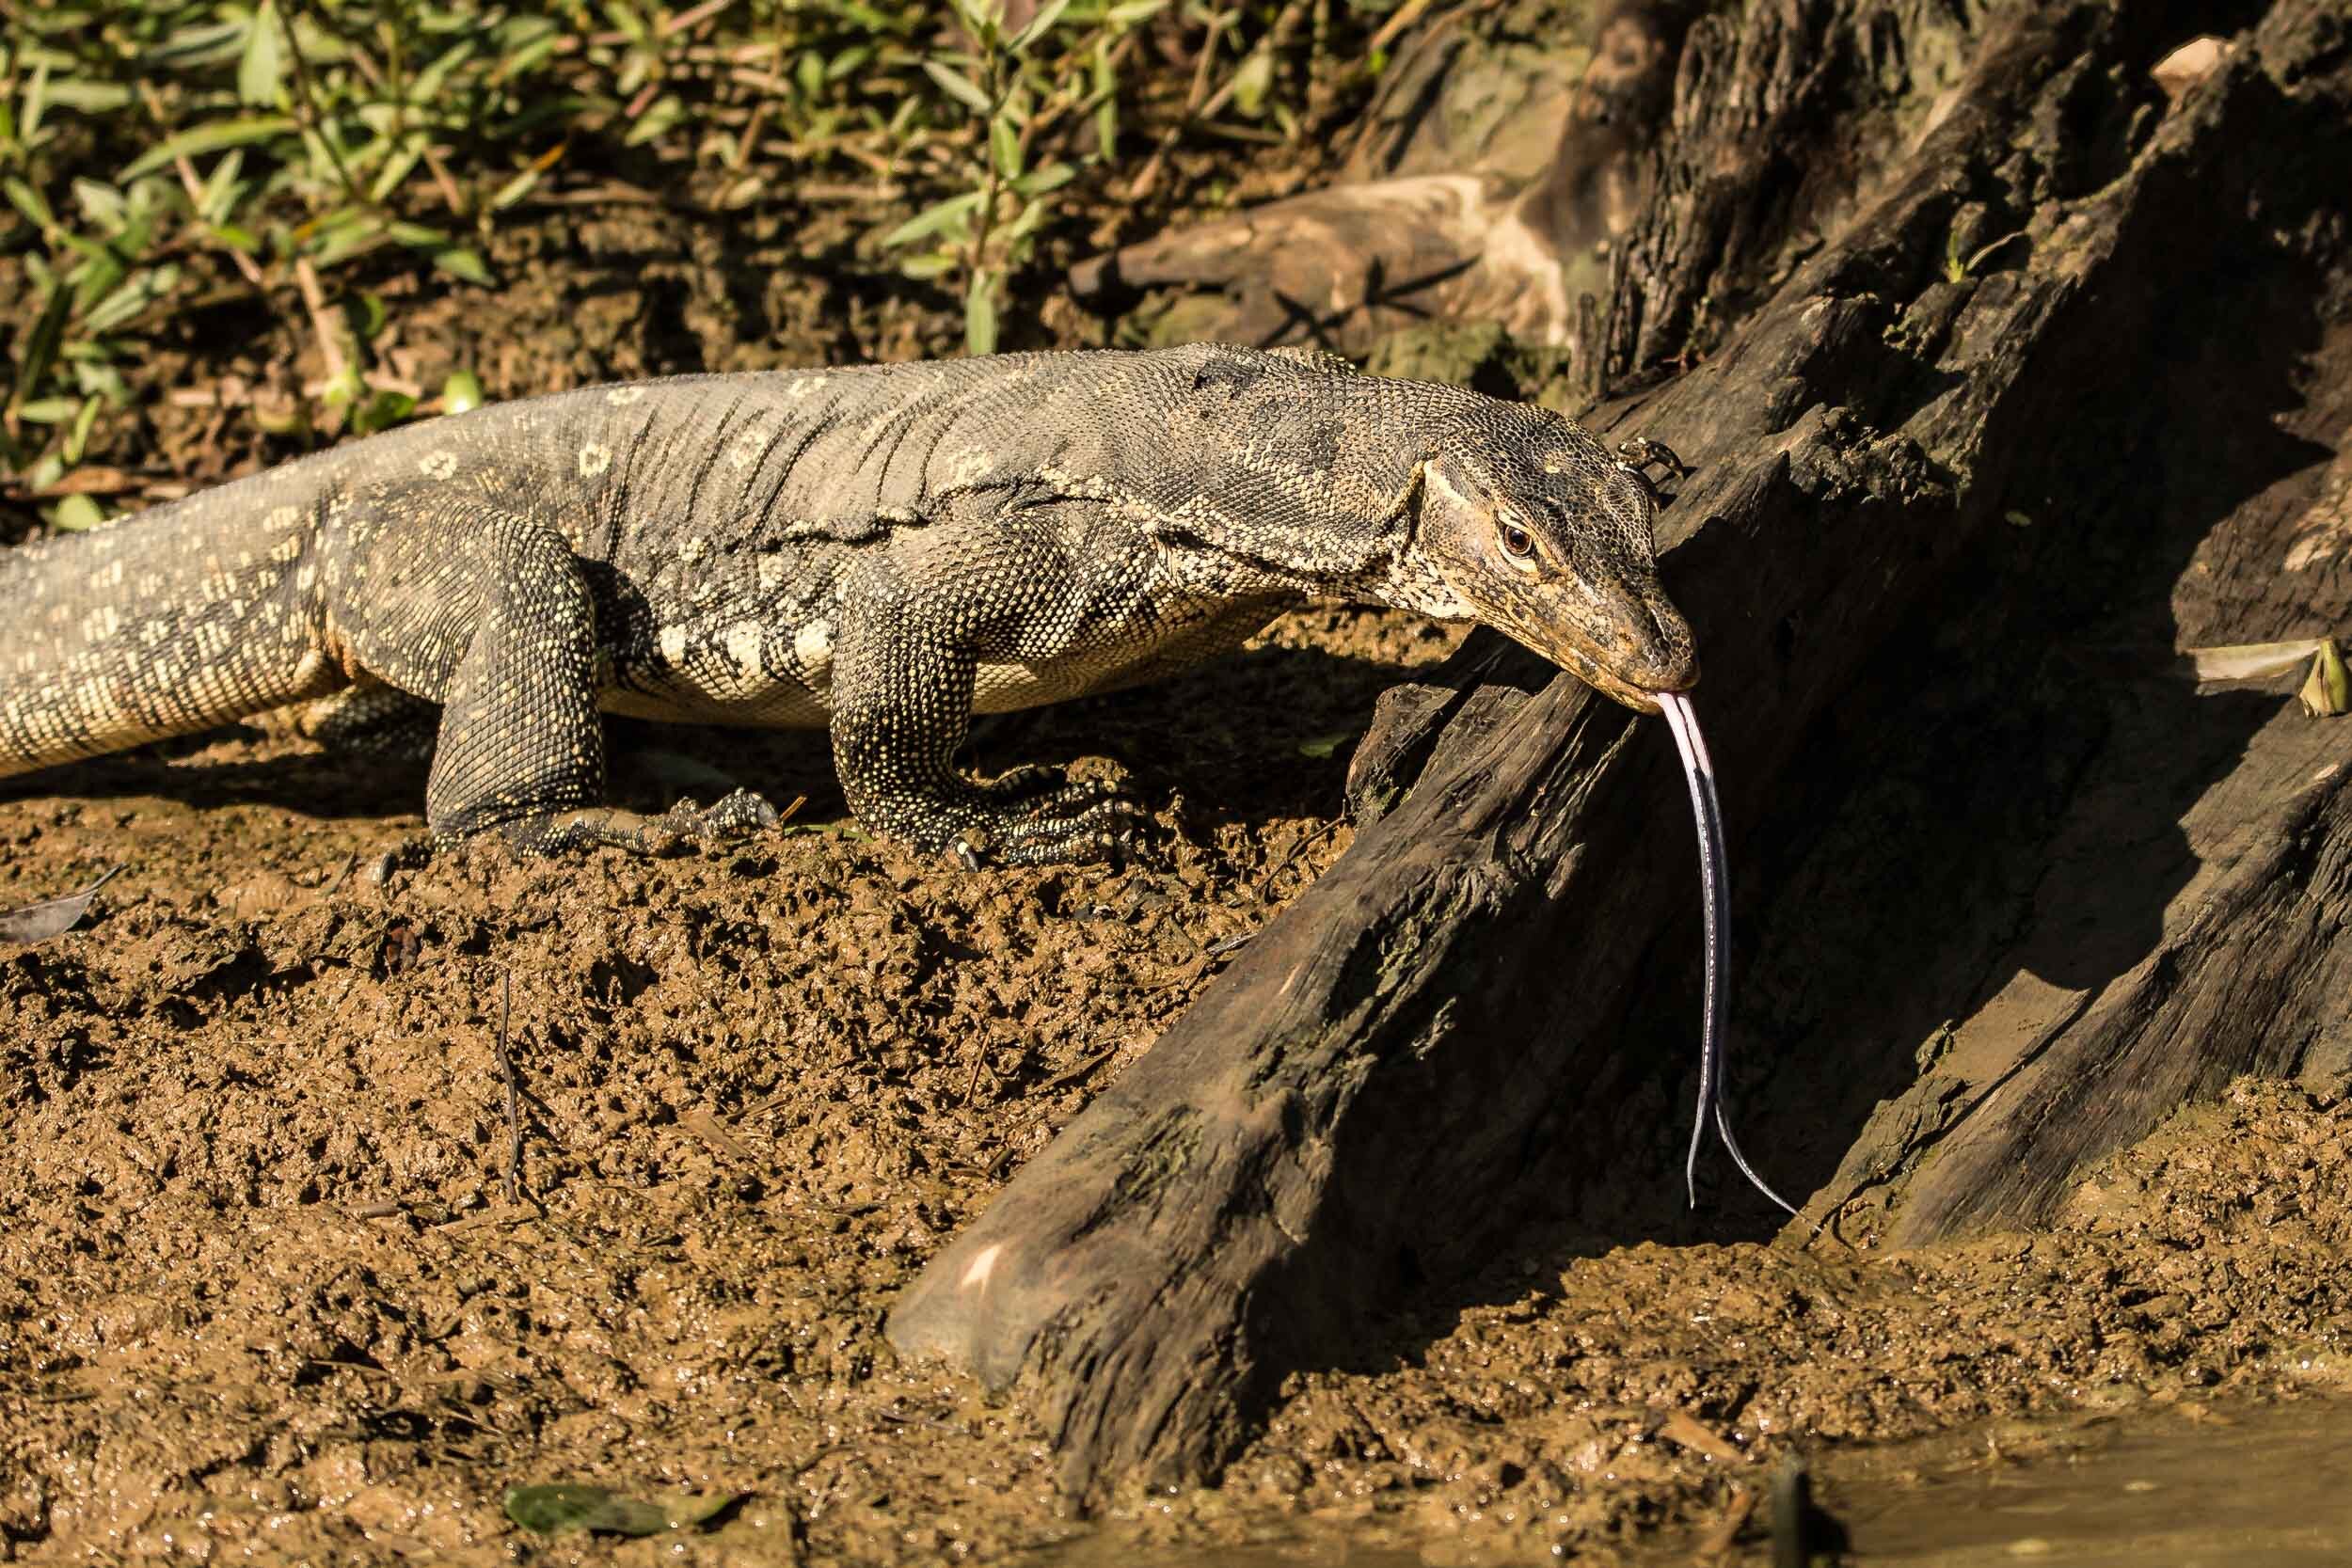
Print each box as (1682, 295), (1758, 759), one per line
(2, 0), (1406, 531)
(881, 0), (1168, 354)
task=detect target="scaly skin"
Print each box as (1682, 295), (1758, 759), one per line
(0, 344), (1694, 864)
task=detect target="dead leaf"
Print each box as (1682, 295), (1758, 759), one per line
(2299, 638), (2348, 718)
(0, 866), (124, 944)
(2182, 638), (2329, 682)
(381, 922), (421, 974)
(1694, 1481), (1757, 1557)
(679, 1112), (759, 1164)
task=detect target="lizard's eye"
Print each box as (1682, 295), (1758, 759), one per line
(1498, 521), (1537, 562)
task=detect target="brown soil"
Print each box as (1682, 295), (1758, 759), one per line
(8, 138), (2352, 1568)
(0, 595), (1463, 1564)
(6, 756), (2348, 1568)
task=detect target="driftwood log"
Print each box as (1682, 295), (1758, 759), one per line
(890, 0), (2352, 1496)
(1070, 0), (1690, 357)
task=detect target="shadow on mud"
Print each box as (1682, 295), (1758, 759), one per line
(0, 641), (1428, 857)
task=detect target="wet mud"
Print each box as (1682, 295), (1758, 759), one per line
(1811, 1396), (2352, 1567)
(6, 641), (2349, 1562)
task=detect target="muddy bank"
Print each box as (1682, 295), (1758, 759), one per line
(0, 600), (1438, 1562)
(4, 756), (2347, 1568)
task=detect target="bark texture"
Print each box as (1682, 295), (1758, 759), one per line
(892, 0), (2352, 1497)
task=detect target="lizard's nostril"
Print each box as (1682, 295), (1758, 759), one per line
(1639, 601), (1699, 689)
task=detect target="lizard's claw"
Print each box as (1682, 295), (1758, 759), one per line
(974, 764), (1074, 805)
(496, 787), (784, 857)
(946, 774), (1157, 868)
(993, 787), (1157, 868)
(365, 832), (436, 886)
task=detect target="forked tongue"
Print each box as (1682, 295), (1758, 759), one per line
(1653, 691), (1802, 1220)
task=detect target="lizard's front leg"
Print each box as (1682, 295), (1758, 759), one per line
(827, 534), (1145, 867)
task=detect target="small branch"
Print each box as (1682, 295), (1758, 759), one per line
(1127, 8), (1233, 199)
(421, 145), (469, 219)
(664, 0), (734, 37)
(291, 257), (349, 388)
(965, 78), (1007, 297)
(282, 1), (369, 209)
(1131, 0), (1313, 199)
(1363, 0), (1439, 56)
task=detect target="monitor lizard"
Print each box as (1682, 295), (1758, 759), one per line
(1, 343), (1696, 867)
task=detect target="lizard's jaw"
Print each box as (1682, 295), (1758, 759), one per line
(1409, 547), (1699, 710)
(1523, 620), (1699, 715)
(1558, 643), (1684, 713)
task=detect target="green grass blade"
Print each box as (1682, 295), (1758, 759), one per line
(8, 287), (73, 417)
(121, 117), (299, 181)
(879, 189), (981, 248)
(922, 59), (991, 114)
(1009, 0), (1074, 52)
(238, 0), (287, 107)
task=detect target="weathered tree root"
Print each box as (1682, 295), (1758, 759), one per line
(891, 0), (2352, 1498)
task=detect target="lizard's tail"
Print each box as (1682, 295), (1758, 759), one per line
(1, 477), (344, 780)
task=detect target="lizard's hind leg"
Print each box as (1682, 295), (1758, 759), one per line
(294, 680), (440, 761)
(421, 515), (774, 855)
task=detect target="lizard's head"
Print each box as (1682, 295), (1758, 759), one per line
(1404, 421), (1697, 713)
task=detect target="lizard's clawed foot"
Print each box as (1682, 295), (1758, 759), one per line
(1615, 436), (1691, 482)
(501, 787), (783, 857)
(365, 833), (436, 885)
(663, 786), (784, 839)
(950, 772), (1156, 868)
